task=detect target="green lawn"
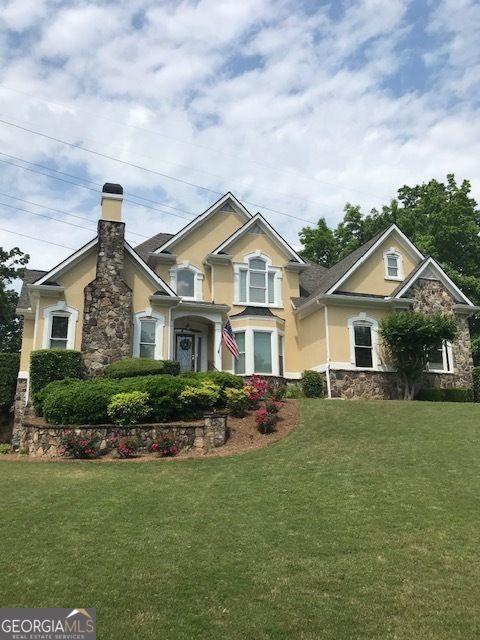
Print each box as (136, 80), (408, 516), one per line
(1, 400), (480, 639)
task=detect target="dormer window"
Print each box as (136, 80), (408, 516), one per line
(170, 263), (204, 301)
(383, 249), (404, 281)
(235, 254), (281, 307)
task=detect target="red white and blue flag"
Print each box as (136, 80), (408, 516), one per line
(222, 319), (239, 359)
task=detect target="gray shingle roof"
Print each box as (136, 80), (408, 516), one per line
(17, 269), (48, 309)
(299, 263), (328, 296)
(134, 233), (174, 260)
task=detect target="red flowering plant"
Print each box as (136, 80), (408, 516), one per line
(149, 433), (178, 457)
(255, 407), (278, 434)
(108, 435), (140, 459)
(244, 375), (270, 409)
(58, 431), (100, 459)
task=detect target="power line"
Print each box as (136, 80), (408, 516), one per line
(0, 118), (319, 224)
(0, 226), (75, 249)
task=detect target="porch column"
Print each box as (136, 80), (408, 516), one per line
(214, 321), (222, 371)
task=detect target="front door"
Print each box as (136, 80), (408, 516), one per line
(176, 334), (195, 372)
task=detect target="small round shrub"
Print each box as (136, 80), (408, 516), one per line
(109, 435), (140, 458)
(301, 370), (324, 398)
(0, 443), (12, 455)
(107, 391), (150, 426)
(149, 434), (178, 457)
(180, 381), (221, 415)
(58, 431), (100, 459)
(225, 387), (249, 417)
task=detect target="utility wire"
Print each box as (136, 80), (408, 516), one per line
(0, 226), (75, 249)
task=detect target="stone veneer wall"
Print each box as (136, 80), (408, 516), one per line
(81, 219), (133, 376)
(17, 412), (228, 456)
(11, 378), (28, 448)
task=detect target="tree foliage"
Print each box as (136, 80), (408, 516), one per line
(380, 312), (458, 400)
(0, 246), (29, 353)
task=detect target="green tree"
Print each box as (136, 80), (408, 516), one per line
(380, 312), (458, 400)
(299, 217), (337, 266)
(0, 246), (29, 352)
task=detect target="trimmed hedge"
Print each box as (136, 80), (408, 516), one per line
(473, 367), (480, 402)
(416, 387), (473, 403)
(301, 370), (324, 398)
(42, 371), (243, 425)
(33, 378), (79, 416)
(30, 349), (82, 396)
(104, 358), (180, 379)
(0, 352), (20, 411)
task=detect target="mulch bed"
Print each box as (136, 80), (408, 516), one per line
(1, 400), (300, 463)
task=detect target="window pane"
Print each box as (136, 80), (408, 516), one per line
(235, 354), (246, 375)
(235, 332), (245, 352)
(355, 346), (373, 368)
(387, 255), (398, 276)
(50, 339), (67, 350)
(239, 270), (247, 301)
(249, 258), (266, 270)
(177, 268), (195, 297)
(250, 271), (266, 288)
(140, 320), (156, 344)
(254, 332), (272, 373)
(354, 325), (372, 347)
(140, 343), (155, 359)
(51, 315), (69, 339)
(250, 287), (266, 303)
(268, 272), (275, 304)
(428, 346), (444, 370)
(278, 335), (284, 376)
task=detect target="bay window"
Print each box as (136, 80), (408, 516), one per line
(254, 331), (272, 374)
(232, 328), (284, 376)
(234, 332), (246, 375)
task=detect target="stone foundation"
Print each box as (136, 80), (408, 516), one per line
(17, 412), (228, 457)
(11, 378), (28, 448)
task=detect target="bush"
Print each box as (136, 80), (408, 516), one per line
(30, 349), (82, 396)
(255, 407), (277, 434)
(58, 431), (101, 458)
(107, 391), (150, 426)
(105, 358), (180, 379)
(33, 378), (78, 416)
(180, 371), (243, 406)
(473, 367), (480, 402)
(0, 443), (12, 454)
(285, 383), (303, 399)
(245, 375), (270, 408)
(109, 435), (140, 458)
(416, 387), (473, 402)
(180, 381), (221, 414)
(301, 370), (324, 398)
(149, 434), (178, 457)
(0, 352), (19, 411)
(225, 387), (249, 417)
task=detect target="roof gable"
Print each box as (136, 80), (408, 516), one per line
(154, 193), (251, 254)
(211, 212), (306, 263)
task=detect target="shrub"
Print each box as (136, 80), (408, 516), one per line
(285, 383), (303, 399)
(473, 367), (480, 402)
(255, 407), (277, 434)
(416, 387), (473, 403)
(267, 378), (287, 401)
(33, 378), (78, 416)
(245, 375), (270, 408)
(0, 352), (19, 411)
(180, 381), (221, 415)
(301, 370), (324, 398)
(109, 435), (140, 458)
(30, 349), (82, 396)
(58, 431), (100, 459)
(180, 371), (243, 406)
(105, 358), (180, 379)
(0, 443), (12, 454)
(225, 387), (249, 417)
(149, 433), (178, 457)
(107, 391), (150, 426)
(265, 399), (283, 415)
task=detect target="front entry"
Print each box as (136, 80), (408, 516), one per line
(175, 333), (202, 372)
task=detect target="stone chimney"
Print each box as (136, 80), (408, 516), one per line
(81, 183), (133, 376)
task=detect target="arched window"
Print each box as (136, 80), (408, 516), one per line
(383, 249), (404, 281)
(42, 302), (79, 350)
(133, 310), (165, 359)
(170, 263), (203, 301)
(348, 315), (379, 369)
(236, 254), (279, 306)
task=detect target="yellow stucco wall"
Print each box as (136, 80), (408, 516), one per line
(297, 306), (326, 369)
(327, 304), (390, 363)
(19, 319), (34, 372)
(339, 236), (419, 296)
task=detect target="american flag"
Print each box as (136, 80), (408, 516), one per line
(222, 319), (239, 359)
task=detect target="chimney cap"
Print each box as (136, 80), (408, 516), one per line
(102, 182), (123, 195)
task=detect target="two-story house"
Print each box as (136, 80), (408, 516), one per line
(15, 182), (475, 413)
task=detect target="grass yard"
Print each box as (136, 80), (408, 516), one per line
(1, 400), (480, 639)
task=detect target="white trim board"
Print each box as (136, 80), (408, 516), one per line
(394, 256), (475, 306)
(211, 212), (306, 264)
(326, 224), (424, 295)
(34, 238), (98, 286)
(155, 193), (251, 253)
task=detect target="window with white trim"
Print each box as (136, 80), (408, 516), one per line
(236, 255), (280, 306)
(49, 314), (69, 349)
(176, 268), (195, 298)
(383, 249), (404, 281)
(353, 323), (374, 368)
(427, 342), (452, 373)
(254, 331), (272, 373)
(234, 331), (246, 375)
(139, 319), (156, 358)
(170, 263), (203, 301)
(133, 310), (165, 360)
(231, 328), (282, 375)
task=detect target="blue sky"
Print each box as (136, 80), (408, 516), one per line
(0, 0), (479, 270)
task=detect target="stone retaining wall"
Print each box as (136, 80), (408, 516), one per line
(18, 412), (228, 457)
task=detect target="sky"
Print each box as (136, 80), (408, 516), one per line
(0, 0), (479, 272)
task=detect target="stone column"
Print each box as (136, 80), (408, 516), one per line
(204, 411), (227, 450)
(11, 378), (27, 449)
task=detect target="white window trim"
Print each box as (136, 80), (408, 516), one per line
(348, 314), (380, 370)
(232, 326), (282, 376)
(426, 341), (454, 374)
(42, 302), (78, 350)
(133, 309), (165, 359)
(233, 251), (283, 308)
(169, 262), (204, 301)
(383, 248), (404, 281)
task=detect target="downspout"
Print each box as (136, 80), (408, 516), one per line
(322, 302), (332, 399)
